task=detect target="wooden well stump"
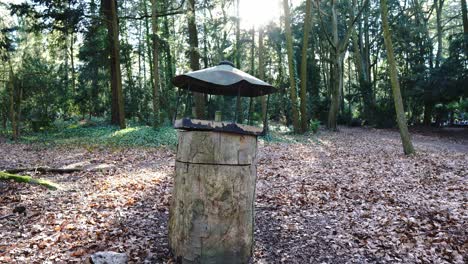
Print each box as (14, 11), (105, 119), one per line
(169, 130), (257, 264)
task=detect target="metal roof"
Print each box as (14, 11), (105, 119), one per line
(172, 62), (276, 97)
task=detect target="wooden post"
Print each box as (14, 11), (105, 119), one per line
(169, 130), (257, 263)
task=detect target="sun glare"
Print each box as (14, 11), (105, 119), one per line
(239, 0), (281, 29)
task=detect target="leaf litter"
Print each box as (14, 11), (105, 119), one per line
(0, 127), (466, 263)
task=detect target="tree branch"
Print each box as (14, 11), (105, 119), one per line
(121, 0), (186, 20)
(339, 0), (369, 53)
(314, 0), (336, 49)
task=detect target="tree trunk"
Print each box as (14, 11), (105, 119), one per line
(15, 83), (22, 139)
(435, 0), (444, 68)
(163, 1), (175, 118)
(187, 0), (205, 119)
(169, 131), (257, 263)
(258, 27), (268, 132)
(325, 0), (367, 130)
(121, 14), (136, 119)
(144, 2), (155, 97)
(70, 31), (76, 94)
(151, 0), (161, 127)
(423, 102), (433, 125)
(299, 0), (312, 133)
(327, 0), (340, 131)
(328, 50), (343, 131)
(380, 0), (415, 155)
(8, 63), (17, 141)
(102, 0), (126, 129)
(235, 0), (243, 123)
(352, 26), (374, 124)
(235, 0), (241, 69)
(248, 27), (255, 124)
(283, 0), (300, 133)
(1, 101), (6, 129)
(462, 0), (468, 57)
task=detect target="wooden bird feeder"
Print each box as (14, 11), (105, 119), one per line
(172, 61), (276, 136)
(169, 61), (276, 263)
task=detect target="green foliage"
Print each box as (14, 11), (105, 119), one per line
(16, 119), (177, 148)
(1, 0), (466, 135)
(261, 122), (321, 144)
(309, 119), (320, 133)
(374, 98), (397, 128)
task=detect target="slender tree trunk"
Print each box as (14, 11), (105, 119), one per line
(363, 0), (371, 84)
(327, 0), (340, 131)
(461, 0), (468, 57)
(163, 0), (175, 118)
(299, 0), (312, 132)
(1, 95), (6, 129)
(138, 18), (143, 94)
(352, 29), (373, 124)
(64, 32), (69, 98)
(203, 0), (209, 68)
(102, 0), (126, 129)
(15, 83), (22, 138)
(151, 0), (161, 127)
(70, 31), (76, 94)
(276, 44), (286, 120)
(8, 65), (17, 141)
(380, 0), (415, 155)
(328, 50), (343, 131)
(187, 0), (205, 118)
(283, 0), (300, 132)
(258, 27), (268, 131)
(235, 0), (243, 122)
(351, 0), (373, 125)
(235, 0), (241, 69)
(121, 12), (135, 118)
(435, 0), (444, 68)
(144, 2), (155, 94)
(326, 0), (367, 130)
(250, 27), (255, 75)
(248, 27), (256, 124)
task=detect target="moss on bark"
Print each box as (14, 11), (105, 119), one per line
(0, 171), (59, 190)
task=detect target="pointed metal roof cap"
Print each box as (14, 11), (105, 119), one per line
(172, 61), (276, 97)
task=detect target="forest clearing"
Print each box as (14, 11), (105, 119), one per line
(1, 0), (468, 263)
(1, 126), (466, 263)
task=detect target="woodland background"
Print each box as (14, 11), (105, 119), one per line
(0, 1), (467, 263)
(0, 0), (467, 138)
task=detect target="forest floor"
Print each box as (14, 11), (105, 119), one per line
(0, 126), (467, 263)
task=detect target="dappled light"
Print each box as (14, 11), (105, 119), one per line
(0, 0), (467, 262)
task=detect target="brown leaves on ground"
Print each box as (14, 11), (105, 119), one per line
(0, 127), (467, 263)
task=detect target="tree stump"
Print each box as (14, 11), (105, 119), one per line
(169, 130), (257, 264)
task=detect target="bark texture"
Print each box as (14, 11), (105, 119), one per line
(187, 0), (205, 119)
(151, 0), (161, 127)
(462, 0), (468, 57)
(8, 64), (17, 141)
(299, 0), (312, 132)
(380, 0), (415, 155)
(258, 28), (268, 132)
(169, 131), (257, 263)
(102, 0), (126, 129)
(283, 0), (300, 133)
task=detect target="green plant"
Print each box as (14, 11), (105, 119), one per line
(309, 119), (320, 133)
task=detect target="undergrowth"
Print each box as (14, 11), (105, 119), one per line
(0, 119), (178, 148)
(0, 119), (321, 147)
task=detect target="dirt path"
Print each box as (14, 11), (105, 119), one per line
(1, 128), (466, 263)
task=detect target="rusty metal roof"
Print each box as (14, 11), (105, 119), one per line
(172, 62), (276, 97)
